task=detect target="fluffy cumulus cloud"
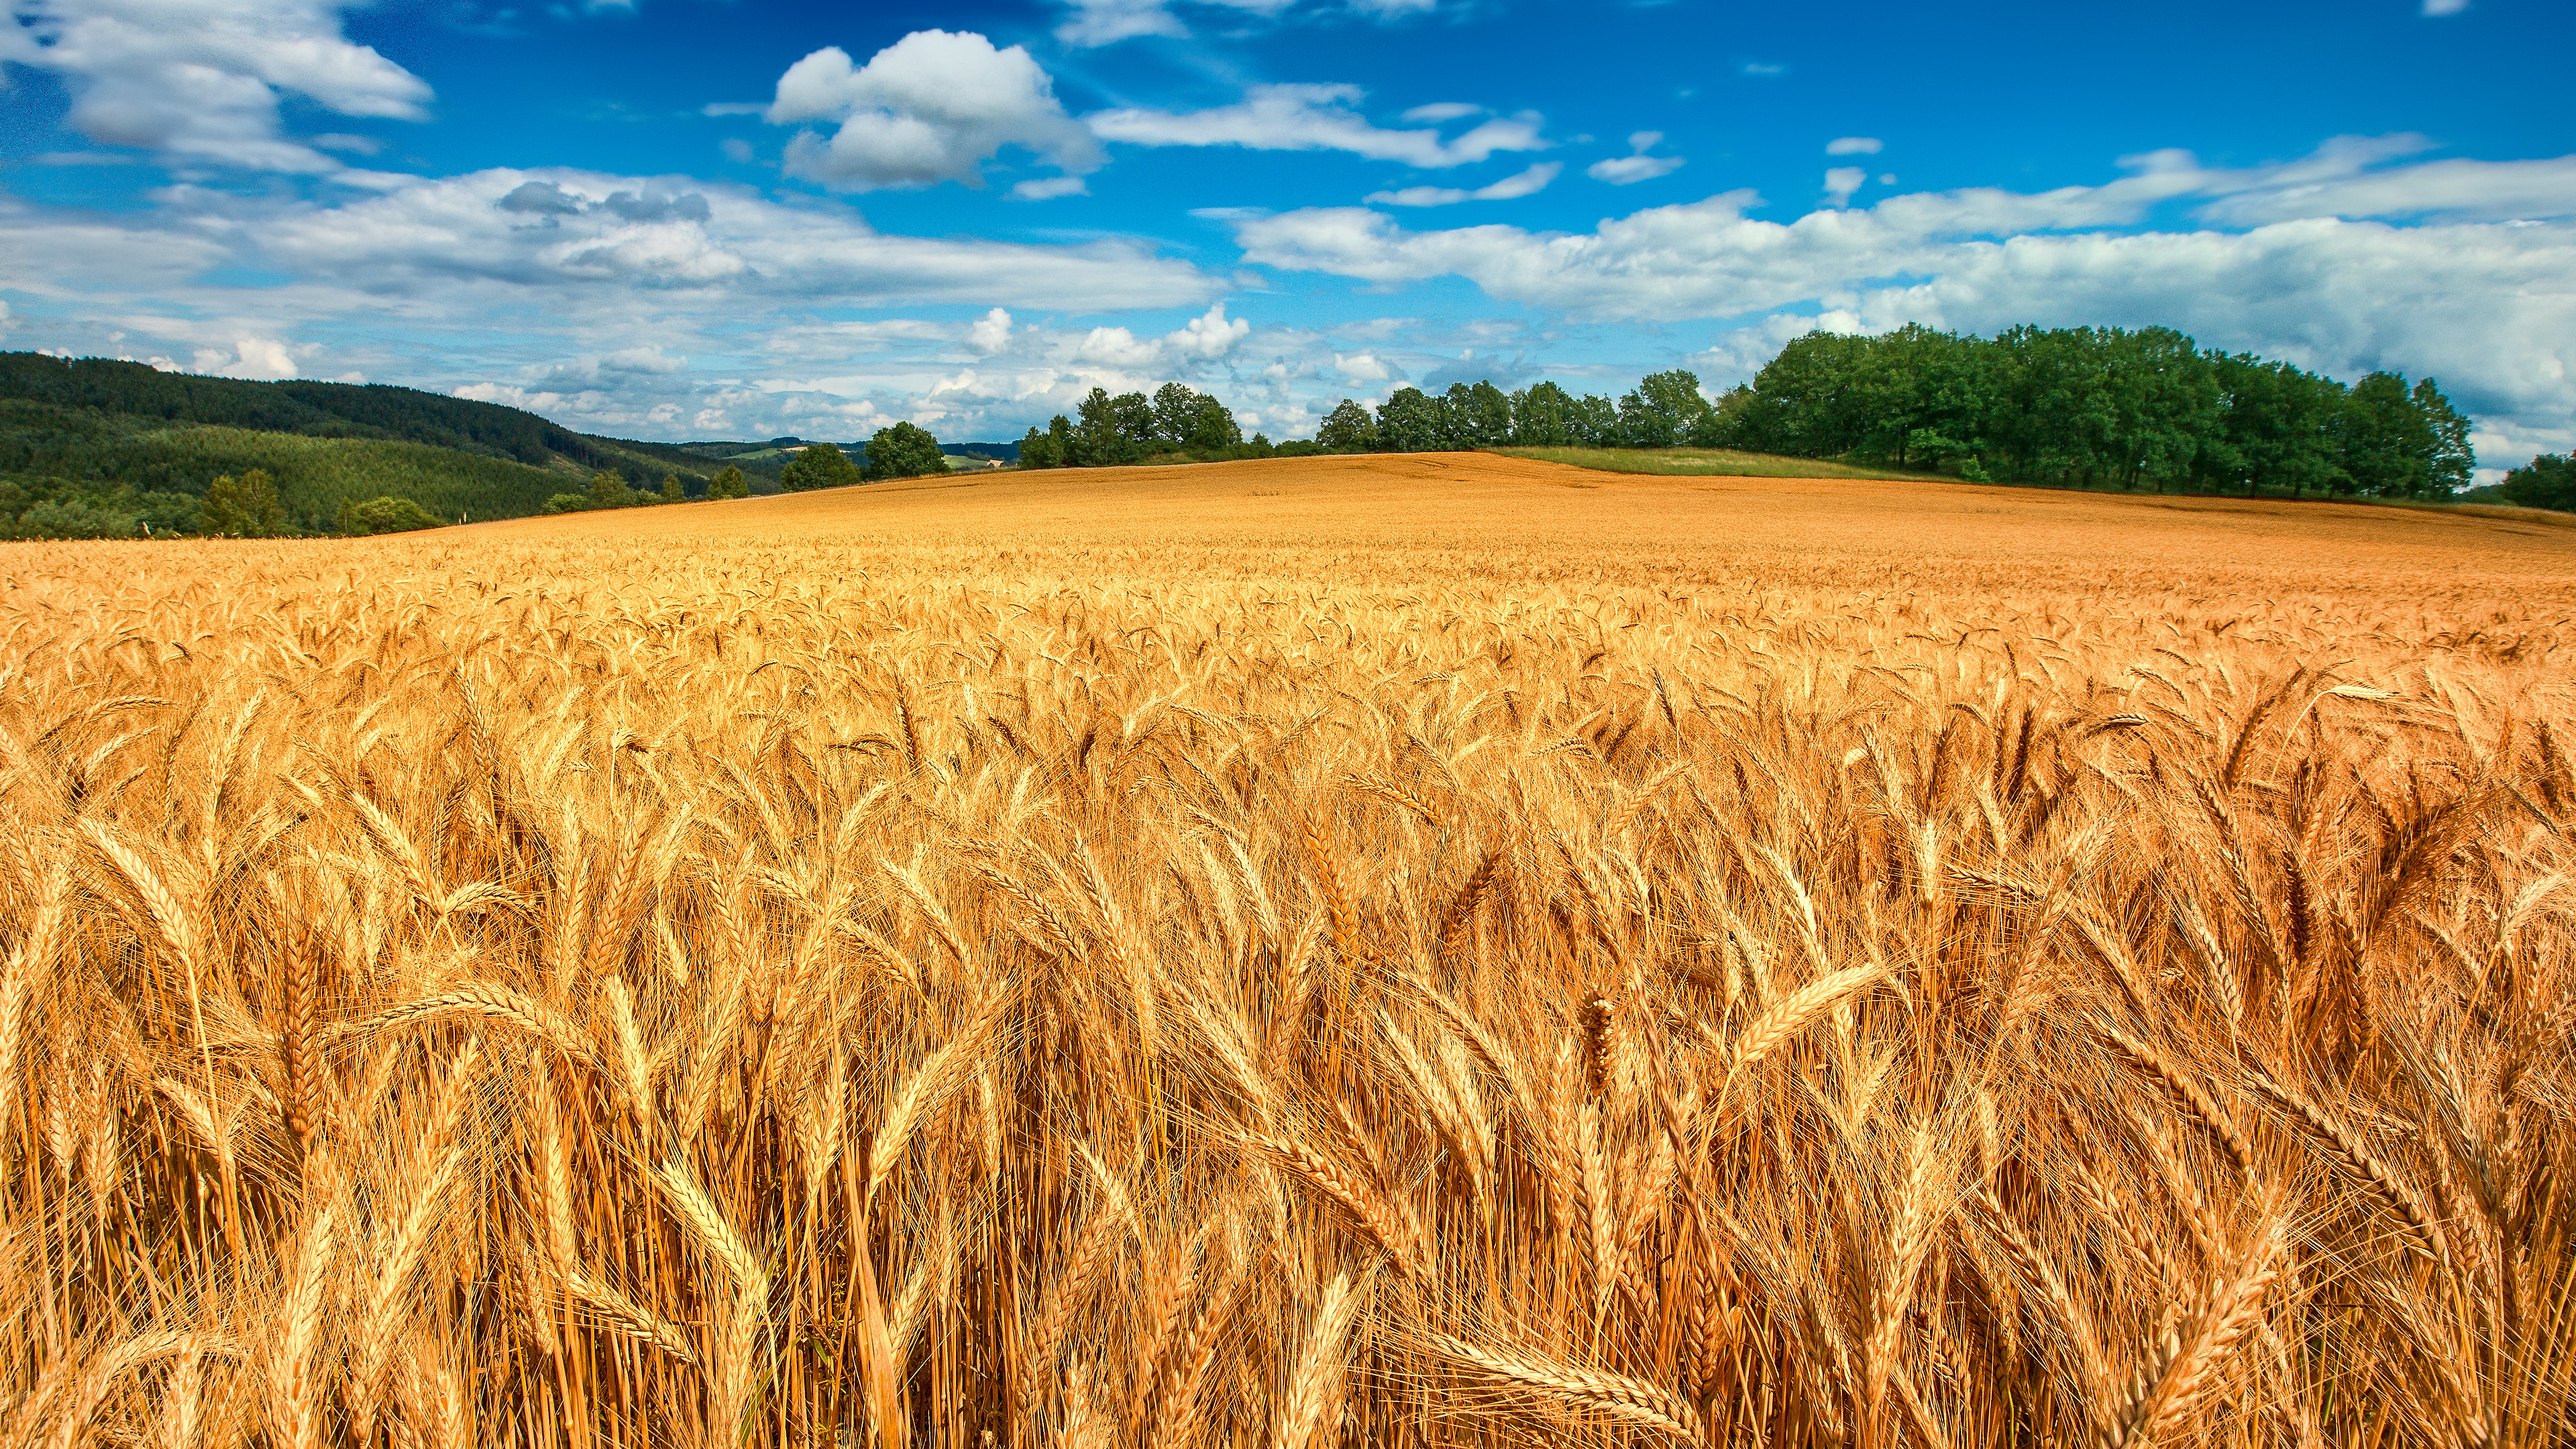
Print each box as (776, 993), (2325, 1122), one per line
(1232, 141), (2576, 447)
(1091, 85), (1547, 168)
(0, 0), (430, 172)
(1167, 302), (1251, 358)
(766, 30), (1102, 192)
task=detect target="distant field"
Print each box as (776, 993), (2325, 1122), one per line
(5, 452), (2571, 1448)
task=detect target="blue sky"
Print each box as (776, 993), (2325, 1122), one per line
(3, 0), (2571, 473)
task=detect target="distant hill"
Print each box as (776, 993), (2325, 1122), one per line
(0, 353), (1034, 539)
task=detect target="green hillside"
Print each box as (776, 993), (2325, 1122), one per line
(0, 353), (739, 539)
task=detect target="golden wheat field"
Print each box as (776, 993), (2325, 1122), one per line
(3, 451), (2574, 1449)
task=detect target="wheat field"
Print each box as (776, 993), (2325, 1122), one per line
(3, 453), (2573, 1448)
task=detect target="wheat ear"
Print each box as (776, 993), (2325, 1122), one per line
(1431, 1334), (1704, 1440)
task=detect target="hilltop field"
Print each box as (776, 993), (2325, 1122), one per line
(4, 453), (2573, 1448)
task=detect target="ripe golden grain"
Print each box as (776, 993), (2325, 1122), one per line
(0, 454), (2570, 1446)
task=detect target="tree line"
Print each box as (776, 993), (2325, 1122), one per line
(1304, 324), (2479, 499)
(1018, 384), (1332, 468)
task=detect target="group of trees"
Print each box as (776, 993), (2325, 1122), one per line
(545, 468), (692, 515)
(1019, 384), (1296, 469)
(1720, 325), (2474, 498)
(2502, 453), (2575, 512)
(1311, 325), (2479, 500)
(776, 423), (949, 490)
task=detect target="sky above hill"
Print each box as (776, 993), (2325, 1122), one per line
(3, 0), (2571, 473)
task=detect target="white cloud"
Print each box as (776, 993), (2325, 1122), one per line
(1055, 0), (1436, 47)
(1229, 146), (2576, 451)
(3, 0), (432, 172)
(1075, 325), (1163, 367)
(189, 337), (300, 379)
(0, 166), (1224, 442)
(967, 307), (1015, 354)
(1058, 0), (1195, 44)
(1401, 102), (1482, 123)
(720, 137), (755, 164)
(766, 30), (1102, 192)
(1827, 137), (1883, 156)
(2422, 0), (2467, 13)
(1366, 161), (1561, 207)
(1336, 353), (1392, 381)
(1010, 175), (1091, 201)
(1166, 302), (1250, 358)
(1825, 166), (1868, 206)
(1588, 132), (1684, 185)
(1089, 85), (1548, 168)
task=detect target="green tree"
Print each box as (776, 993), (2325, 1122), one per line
(863, 421), (947, 481)
(2500, 453), (2575, 512)
(1568, 392), (1619, 446)
(2414, 378), (2474, 498)
(1184, 394), (1243, 451)
(588, 468), (636, 508)
(707, 465), (750, 499)
(340, 495), (443, 535)
(779, 441), (863, 492)
(1619, 370), (1711, 449)
(2337, 372), (2436, 498)
(659, 473), (684, 503)
(1072, 389), (1152, 466)
(1018, 423), (1063, 470)
(17, 496), (138, 539)
(1446, 380), (1512, 447)
(1150, 383), (1204, 448)
(1375, 388), (1449, 452)
(1317, 399), (1379, 452)
(1509, 382), (1575, 445)
(203, 468), (287, 537)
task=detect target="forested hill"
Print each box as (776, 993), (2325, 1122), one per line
(0, 352), (773, 538)
(0, 352), (727, 480)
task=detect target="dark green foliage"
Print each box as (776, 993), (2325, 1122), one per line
(1505, 382), (1576, 446)
(1018, 421), (1071, 470)
(660, 473), (684, 503)
(708, 465), (751, 500)
(0, 352), (732, 535)
(779, 441), (863, 491)
(1316, 400), (1379, 453)
(203, 470), (288, 537)
(339, 495), (445, 535)
(863, 422), (947, 482)
(589, 469), (641, 509)
(2502, 454), (2576, 512)
(0, 352), (714, 484)
(1720, 325), (2474, 497)
(1069, 388), (1157, 467)
(1618, 370), (1711, 449)
(1376, 388), (1450, 453)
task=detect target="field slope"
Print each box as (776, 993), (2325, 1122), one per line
(3, 455), (2571, 1448)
